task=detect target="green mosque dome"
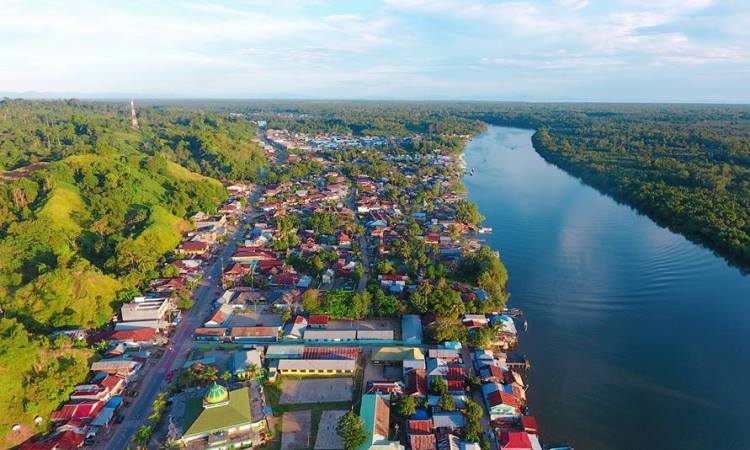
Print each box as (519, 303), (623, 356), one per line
(203, 382), (229, 407)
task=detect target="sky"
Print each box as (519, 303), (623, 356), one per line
(1, 0), (749, 102)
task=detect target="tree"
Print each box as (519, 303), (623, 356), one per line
(425, 317), (467, 344)
(430, 376), (448, 396)
(132, 425), (153, 449)
(468, 327), (495, 349)
(398, 395), (418, 417)
(438, 393), (456, 412)
(302, 289), (321, 313)
(337, 410), (367, 450)
(463, 399), (484, 442)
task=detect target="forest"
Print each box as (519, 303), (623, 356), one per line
(0, 99), (267, 442)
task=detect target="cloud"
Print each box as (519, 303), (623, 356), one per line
(0, 0), (747, 100)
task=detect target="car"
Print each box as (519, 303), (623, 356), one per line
(166, 369), (176, 382)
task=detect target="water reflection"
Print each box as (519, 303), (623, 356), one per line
(463, 126), (750, 450)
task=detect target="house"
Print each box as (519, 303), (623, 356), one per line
(432, 412), (465, 431)
(177, 241), (210, 256)
(337, 232), (352, 248)
(51, 401), (104, 422)
(195, 327), (227, 341)
(276, 359), (356, 375)
(19, 430), (86, 450)
(405, 369), (427, 397)
(408, 417), (436, 450)
(358, 394), (404, 450)
(498, 431), (534, 450)
(192, 213), (227, 229)
(150, 277), (187, 294)
(205, 305), (234, 328)
(230, 327), (278, 342)
(483, 385), (520, 420)
(378, 274), (408, 293)
(285, 315), (307, 340)
(308, 314), (329, 329)
(107, 328), (156, 347)
(90, 360), (140, 377)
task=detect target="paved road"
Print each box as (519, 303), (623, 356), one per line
(105, 205), (258, 449)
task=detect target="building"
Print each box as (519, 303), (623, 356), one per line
(303, 329), (356, 342)
(120, 296), (171, 330)
(276, 359), (356, 376)
(358, 394), (404, 450)
(230, 326), (278, 342)
(231, 350), (263, 380)
(401, 315), (423, 344)
(180, 383), (266, 449)
(371, 347), (425, 365)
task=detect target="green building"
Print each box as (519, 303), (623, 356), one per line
(180, 382), (267, 449)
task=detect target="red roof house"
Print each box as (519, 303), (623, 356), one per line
(499, 431), (533, 450)
(50, 401), (104, 422)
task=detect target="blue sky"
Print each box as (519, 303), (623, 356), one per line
(2, 0), (749, 102)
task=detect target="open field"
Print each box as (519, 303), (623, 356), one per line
(281, 410), (311, 450)
(279, 379), (353, 405)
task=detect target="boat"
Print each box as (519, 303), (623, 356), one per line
(478, 226), (493, 234)
(470, 167), (475, 175)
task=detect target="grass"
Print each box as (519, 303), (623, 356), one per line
(132, 206), (191, 253)
(37, 181), (84, 233)
(164, 160), (223, 190)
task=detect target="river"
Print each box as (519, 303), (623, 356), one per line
(462, 126), (750, 450)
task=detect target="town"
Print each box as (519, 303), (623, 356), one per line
(18, 125), (567, 450)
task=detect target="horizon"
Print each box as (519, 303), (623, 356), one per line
(3, 0), (750, 103)
(3, 93), (750, 106)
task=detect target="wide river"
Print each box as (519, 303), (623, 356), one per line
(463, 126), (750, 450)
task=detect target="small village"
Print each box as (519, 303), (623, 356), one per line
(18, 126), (567, 450)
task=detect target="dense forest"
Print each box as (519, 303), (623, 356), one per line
(224, 100), (750, 271)
(0, 99), (267, 443)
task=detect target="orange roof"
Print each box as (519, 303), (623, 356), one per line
(230, 326), (277, 338)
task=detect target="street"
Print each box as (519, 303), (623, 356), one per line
(104, 204), (258, 449)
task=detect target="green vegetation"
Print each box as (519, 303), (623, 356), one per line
(336, 411), (367, 450)
(0, 318), (93, 442)
(0, 99), (267, 443)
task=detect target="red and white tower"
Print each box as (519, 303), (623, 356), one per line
(130, 99), (140, 130)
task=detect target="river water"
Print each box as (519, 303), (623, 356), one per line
(463, 126), (750, 450)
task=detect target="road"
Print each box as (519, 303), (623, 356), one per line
(105, 205), (257, 449)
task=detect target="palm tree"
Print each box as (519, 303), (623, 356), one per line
(247, 363), (260, 379)
(131, 425), (152, 449)
(221, 370), (232, 384)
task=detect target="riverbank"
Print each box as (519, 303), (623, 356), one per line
(462, 125), (750, 450)
(527, 128), (750, 274)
